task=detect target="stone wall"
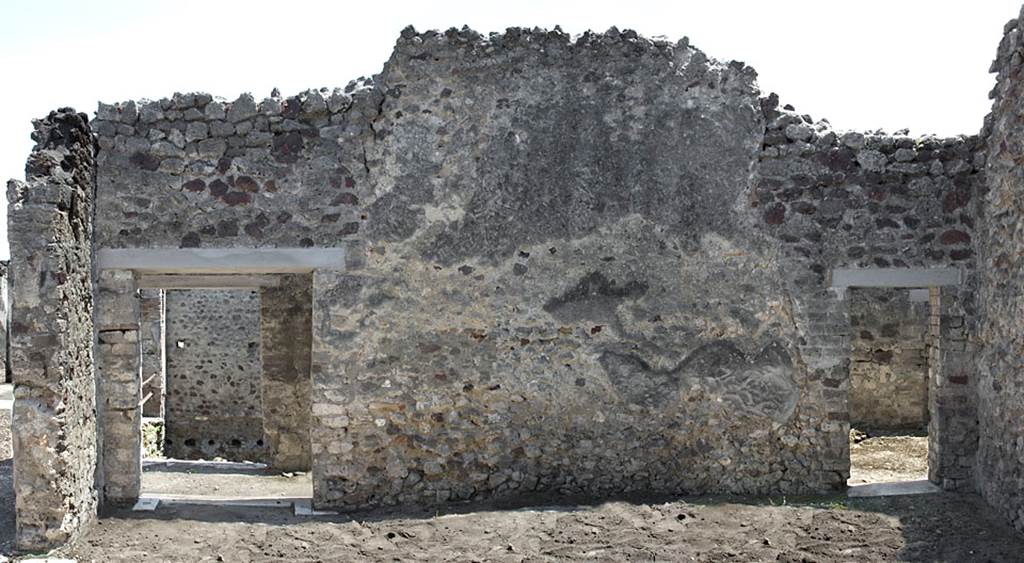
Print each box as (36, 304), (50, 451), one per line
(927, 285), (977, 491)
(164, 289), (265, 461)
(755, 100), (983, 490)
(13, 6), (1024, 547)
(6, 109), (98, 550)
(91, 83), (378, 251)
(848, 288), (929, 430)
(309, 28), (844, 510)
(0, 261), (9, 384)
(87, 26), (989, 514)
(755, 98), (983, 274)
(261, 275), (312, 471)
(95, 269), (142, 504)
(975, 6), (1024, 534)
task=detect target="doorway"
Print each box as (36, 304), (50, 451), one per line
(135, 274), (314, 506)
(847, 287), (930, 485)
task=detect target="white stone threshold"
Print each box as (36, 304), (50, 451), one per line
(131, 495), (340, 517)
(847, 479), (941, 498)
(133, 495), (299, 510)
(142, 458), (267, 470)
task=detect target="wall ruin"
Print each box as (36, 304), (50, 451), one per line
(83, 27), (984, 512)
(8, 9), (1024, 551)
(975, 7), (1024, 534)
(6, 109), (97, 550)
(0, 262), (9, 385)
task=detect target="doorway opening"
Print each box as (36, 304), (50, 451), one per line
(136, 275), (314, 506)
(847, 287), (930, 486)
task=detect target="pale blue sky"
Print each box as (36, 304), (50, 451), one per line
(1, 0), (1020, 259)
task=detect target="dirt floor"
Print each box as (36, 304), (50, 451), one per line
(3, 417), (1024, 561)
(141, 460), (312, 500)
(849, 430), (930, 485)
(47, 492), (1024, 562)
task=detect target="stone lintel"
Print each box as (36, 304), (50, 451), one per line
(138, 274), (282, 289)
(830, 267), (961, 289)
(96, 248), (346, 274)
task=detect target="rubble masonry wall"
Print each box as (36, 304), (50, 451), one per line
(164, 289), (264, 461)
(975, 6), (1024, 534)
(87, 27), (983, 512)
(6, 109), (98, 550)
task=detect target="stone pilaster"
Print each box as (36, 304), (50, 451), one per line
(927, 287), (978, 491)
(95, 269), (141, 504)
(261, 274), (313, 471)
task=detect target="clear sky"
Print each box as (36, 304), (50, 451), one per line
(1, 0), (1020, 259)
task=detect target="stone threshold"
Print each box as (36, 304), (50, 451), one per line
(132, 495), (326, 516)
(847, 479), (941, 498)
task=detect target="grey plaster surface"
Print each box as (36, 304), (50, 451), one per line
(831, 268), (961, 288)
(97, 248), (346, 273)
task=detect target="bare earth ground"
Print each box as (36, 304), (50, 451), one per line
(4, 418), (1024, 561)
(52, 493), (1024, 562)
(849, 431), (929, 485)
(141, 460), (312, 499)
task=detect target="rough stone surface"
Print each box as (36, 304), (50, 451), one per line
(260, 275), (313, 471)
(926, 286), (977, 492)
(92, 82), (378, 251)
(0, 261), (9, 385)
(6, 109), (98, 550)
(976, 5), (1024, 534)
(12, 11), (1024, 546)
(848, 288), (929, 430)
(85, 26), (989, 515)
(164, 290), (265, 461)
(95, 269), (142, 504)
(756, 100), (983, 493)
(308, 28), (834, 511)
(755, 98), (983, 275)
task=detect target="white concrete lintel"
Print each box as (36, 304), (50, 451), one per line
(97, 248), (346, 274)
(830, 267), (961, 289)
(137, 274), (282, 289)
